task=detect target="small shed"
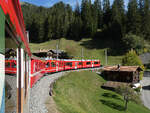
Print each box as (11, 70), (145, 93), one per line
(103, 66), (142, 84)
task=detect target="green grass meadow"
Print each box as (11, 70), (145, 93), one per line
(53, 71), (150, 113)
(30, 38), (123, 65)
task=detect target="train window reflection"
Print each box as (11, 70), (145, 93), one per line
(12, 62), (16, 68)
(5, 62), (10, 68)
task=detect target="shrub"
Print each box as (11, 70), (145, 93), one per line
(122, 50), (145, 80)
(122, 33), (144, 52)
(115, 85), (141, 104)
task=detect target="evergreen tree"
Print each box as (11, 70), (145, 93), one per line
(127, 0), (141, 35)
(111, 0), (126, 40)
(68, 1), (82, 40)
(81, 0), (93, 37)
(103, 0), (111, 27)
(43, 17), (49, 42)
(93, 0), (103, 29)
(141, 0), (150, 40)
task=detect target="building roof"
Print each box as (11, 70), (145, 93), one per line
(103, 66), (142, 72)
(33, 49), (64, 54)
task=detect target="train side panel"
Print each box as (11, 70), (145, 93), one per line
(30, 59), (45, 88)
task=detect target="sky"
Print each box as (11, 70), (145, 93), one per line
(20, 0), (129, 8)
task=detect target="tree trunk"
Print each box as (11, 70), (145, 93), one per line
(125, 100), (128, 111)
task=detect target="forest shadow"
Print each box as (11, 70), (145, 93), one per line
(100, 99), (124, 111)
(80, 32), (125, 56)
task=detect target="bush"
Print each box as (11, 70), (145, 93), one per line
(122, 50), (145, 80)
(115, 85), (141, 104)
(122, 33), (144, 52)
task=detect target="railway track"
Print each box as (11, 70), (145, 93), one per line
(29, 68), (100, 113)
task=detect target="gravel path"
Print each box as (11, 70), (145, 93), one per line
(140, 73), (150, 110)
(29, 71), (66, 113)
(29, 68), (100, 113)
(5, 75), (17, 113)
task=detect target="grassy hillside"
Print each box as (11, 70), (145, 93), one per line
(30, 38), (123, 65)
(53, 71), (150, 113)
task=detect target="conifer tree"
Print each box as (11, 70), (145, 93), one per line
(103, 0), (111, 27)
(127, 0), (141, 35)
(81, 0), (93, 37)
(141, 0), (150, 40)
(94, 0), (103, 29)
(111, 0), (126, 40)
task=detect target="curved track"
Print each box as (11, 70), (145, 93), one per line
(29, 68), (100, 113)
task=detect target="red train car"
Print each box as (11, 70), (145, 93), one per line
(93, 60), (101, 67)
(64, 60), (73, 70)
(5, 59), (17, 74)
(5, 58), (101, 88)
(30, 58), (46, 88)
(45, 60), (57, 73)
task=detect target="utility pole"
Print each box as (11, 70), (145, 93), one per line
(26, 31), (29, 43)
(105, 49), (107, 65)
(81, 48), (84, 68)
(56, 44), (58, 60)
(81, 48), (83, 60)
(56, 39), (61, 60)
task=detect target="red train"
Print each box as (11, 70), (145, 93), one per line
(5, 58), (100, 88)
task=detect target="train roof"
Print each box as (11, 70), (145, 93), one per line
(44, 58), (100, 61)
(0, 0), (31, 56)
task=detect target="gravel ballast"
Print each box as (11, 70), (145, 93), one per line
(29, 68), (100, 113)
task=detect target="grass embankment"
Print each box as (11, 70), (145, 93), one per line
(30, 38), (123, 65)
(53, 71), (150, 113)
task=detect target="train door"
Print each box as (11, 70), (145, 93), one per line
(92, 61), (94, 68)
(56, 61), (58, 72)
(75, 62), (77, 69)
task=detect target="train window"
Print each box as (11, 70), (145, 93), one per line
(5, 62), (10, 68)
(12, 62), (16, 68)
(46, 62), (50, 68)
(86, 62), (91, 65)
(51, 62), (56, 67)
(59, 62), (61, 67)
(66, 62), (72, 67)
(78, 62), (82, 65)
(94, 62), (98, 64)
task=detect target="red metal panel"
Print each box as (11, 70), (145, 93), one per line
(0, 0), (31, 56)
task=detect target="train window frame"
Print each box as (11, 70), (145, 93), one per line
(94, 62), (99, 64)
(51, 62), (56, 67)
(46, 62), (50, 68)
(12, 62), (16, 68)
(86, 62), (91, 65)
(65, 62), (72, 67)
(5, 62), (10, 68)
(78, 62), (82, 65)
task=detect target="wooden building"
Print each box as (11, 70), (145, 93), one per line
(103, 65), (143, 84)
(33, 49), (63, 58)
